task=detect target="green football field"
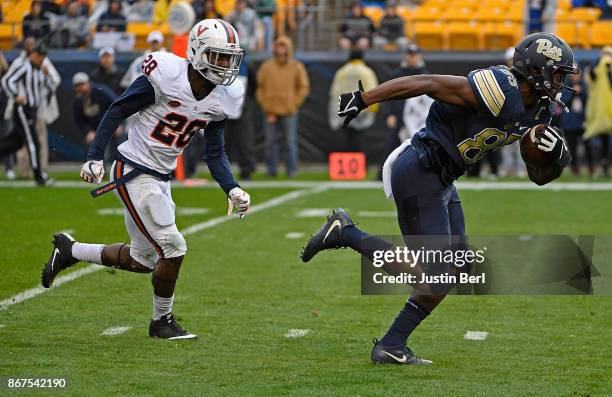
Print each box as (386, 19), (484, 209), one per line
(0, 180), (611, 396)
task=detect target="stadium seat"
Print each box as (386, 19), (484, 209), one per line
(363, 6), (385, 28)
(590, 21), (612, 48)
(448, 21), (480, 50)
(570, 7), (603, 23)
(0, 23), (21, 50)
(450, 0), (479, 9)
(414, 21), (446, 49)
(444, 7), (474, 22)
(4, 0), (31, 24)
(557, 0), (572, 10)
(413, 6), (444, 22)
(554, 8), (572, 23)
(483, 22), (521, 50)
(481, 0), (512, 9)
(397, 6), (415, 39)
(555, 22), (578, 46)
(476, 7), (509, 23)
(127, 22), (170, 50)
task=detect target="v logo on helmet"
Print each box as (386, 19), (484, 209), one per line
(535, 39), (562, 62)
(197, 25), (209, 36)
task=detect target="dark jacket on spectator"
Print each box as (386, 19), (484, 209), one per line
(73, 84), (117, 137)
(90, 65), (126, 95)
(96, 10), (127, 32)
(378, 16), (404, 41)
(340, 16), (375, 42)
(23, 13), (51, 39)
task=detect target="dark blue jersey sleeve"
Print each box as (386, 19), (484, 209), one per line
(467, 66), (523, 123)
(203, 119), (239, 194)
(86, 75), (155, 161)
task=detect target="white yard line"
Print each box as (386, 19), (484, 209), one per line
(101, 326), (132, 336)
(0, 186), (326, 311)
(464, 331), (489, 340)
(2, 180), (612, 190)
(284, 329), (310, 338)
(0, 265), (101, 310)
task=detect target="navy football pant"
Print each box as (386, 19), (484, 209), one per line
(391, 145), (465, 240)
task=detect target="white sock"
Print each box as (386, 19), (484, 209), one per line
(153, 295), (174, 320)
(71, 242), (104, 264)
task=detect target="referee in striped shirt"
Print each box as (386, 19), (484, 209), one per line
(0, 42), (51, 185)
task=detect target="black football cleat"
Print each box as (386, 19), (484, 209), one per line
(300, 208), (355, 263)
(371, 339), (432, 365)
(149, 313), (198, 340)
(41, 233), (79, 288)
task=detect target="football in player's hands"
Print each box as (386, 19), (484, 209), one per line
(520, 124), (560, 168)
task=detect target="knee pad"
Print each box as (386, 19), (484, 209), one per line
(161, 228), (187, 258)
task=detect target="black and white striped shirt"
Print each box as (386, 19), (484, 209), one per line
(1, 57), (48, 108)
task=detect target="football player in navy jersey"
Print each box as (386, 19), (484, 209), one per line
(301, 33), (577, 364)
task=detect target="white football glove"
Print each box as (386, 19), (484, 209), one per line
(80, 160), (104, 183)
(535, 125), (567, 160)
(227, 187), (251, 218)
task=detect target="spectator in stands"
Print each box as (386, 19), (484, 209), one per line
(90, 47), (126, 95)
(120, 31), (165, 88)
(329, 49), (379, 152)
(63, 0), (91, 16)
(23, 1), (51, 41)
(72, 72), (121, 162)
(253, 0), (276, 50)
(584, 46), (612, 178)
(373, 1), (409, 51)
(16, 50), (60, 180)
(257, 36), (310, 177)
(377, 44), (431, 178)
(559, 67), (590, 176)
(49, 1), (90, 48)
(193, 0), (222, 20)
(528, 0), (556, 33)
(97, 0), (127, 32)
(125, 0), (154, 22)
(339, 2), (375, 51)
(223, 54), (256, 180)
(226, 0), (262, 52)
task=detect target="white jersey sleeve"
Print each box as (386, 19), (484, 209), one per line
(217, 78), (245, 120)
(142, 51), (183, 102)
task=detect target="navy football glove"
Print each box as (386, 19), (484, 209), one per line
(337, 80), (367, 128)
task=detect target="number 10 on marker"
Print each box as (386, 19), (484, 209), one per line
(329, 152), (366, 180)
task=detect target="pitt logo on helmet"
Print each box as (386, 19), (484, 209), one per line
(535, 39), (562, 62)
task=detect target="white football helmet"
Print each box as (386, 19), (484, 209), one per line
(187, 19), (243, 86)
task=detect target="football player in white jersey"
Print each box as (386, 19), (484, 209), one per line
(41, 19), (251, 340)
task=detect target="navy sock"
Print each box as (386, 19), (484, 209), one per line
(380, 298), (430, 347)
(341, 226), (392, 263)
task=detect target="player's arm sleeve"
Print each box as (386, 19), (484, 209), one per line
(86, 75), (155, 161)
(203, 119), (239, 194)
(467, 68), (514, 120)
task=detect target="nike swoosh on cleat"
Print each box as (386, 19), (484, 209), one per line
(50, 248), (60, 271)
(322, 220), (341, 244)
(382, 351), (407, 363)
